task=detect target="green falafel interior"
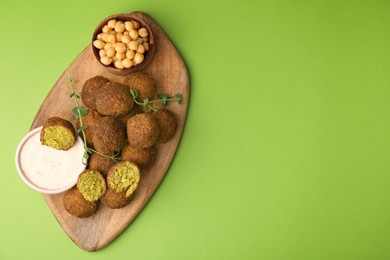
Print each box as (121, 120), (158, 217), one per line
(42, 126), (75, 150)
(108, 161), (140, 198)
(77, 170), (106, 202)
(40, 117), (76, 150)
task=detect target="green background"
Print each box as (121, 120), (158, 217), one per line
(1, 0), (389, 259)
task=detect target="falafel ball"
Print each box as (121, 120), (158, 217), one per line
(126, 113), (160, 148)
(63, 187), (98, 218)
(81, 76), (109, 109)
(152, 108), (178, 143)
(95, 82), (134, 117)
(75, 109), (102, 148)
(123, 71), (156, 103)
(93, 116), (126, 155)
(87, 153), (116, 177)
(77, 170), (106, 202)
(100, 188), (132, 209)
(107, 161), (140, 198)
(121, 144), (157, 170)
(40, 117), (76, 150)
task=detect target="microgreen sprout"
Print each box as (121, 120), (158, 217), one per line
(128, 76), (183, 113)
(68, 75), (121, 164)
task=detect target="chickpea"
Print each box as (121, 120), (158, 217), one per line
(107, 34), (116, 43)
(126, 50), (135, 59)
(138, 28), (148, 38)
(143, 42), (149, 51)
(99, 49), (107, 57)
(114, 60), (124, 69)
(101, 33), (109, 42)
(122, 58), (133, 68)
(107, 19), (117, 29)
(142, 37), (148, 43)
(100, 56), (112, 65)
(115, 22), (125, 33)
(137, 38), (143, 44)
(115, 42), (126, 53)
(115, 52), (125, 61)
(137, 44), (145, 54)
(129, 29), (139, 40)
(106, 47), (116, 58)
(97, 33), (102, 40)
(128, 40), (139, 51)
(125, 21), (134, 31)
(104, 42), (113, 50)
(123, 31), (129, 36)
(93, 39), (105, 49)
(132, 21), (140, 29)
(121, 35), (131, 44)
(102, 25), (110, 33)
(134, 52), (144, 64)
(116, 33), (123, 42)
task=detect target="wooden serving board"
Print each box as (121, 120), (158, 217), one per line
(31, 12), (189, 251)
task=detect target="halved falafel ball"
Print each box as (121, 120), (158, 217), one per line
(126, 113), (160, 148)
(77, 170), (106, 202)
(75, 109), (102, 148)
(107, 161), (140, 198)
(93, 116), (126, 155)
(95, 82), (134, 117)
(63, 187), (98, 218)
(40, 117), (76, 150)
(81, 76), (109, 109)
(123, 71), (156, 103)
(122, 144), (157, 170)
(88, 153), (115, 177)
(100, 188), (132, 209)
(152, 108), (178, 143)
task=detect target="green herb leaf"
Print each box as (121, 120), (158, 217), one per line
(79, 106), (87, 117)
(157, 93), (169, 99)
(130, 88), (138, 98)
(71, 107), (80, 118)
(70, 92), (80, 98)
(161, 99), (167, 106)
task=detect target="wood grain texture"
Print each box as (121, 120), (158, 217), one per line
(30, 12), (189, 251)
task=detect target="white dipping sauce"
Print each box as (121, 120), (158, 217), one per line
(16, 127), (86, 193)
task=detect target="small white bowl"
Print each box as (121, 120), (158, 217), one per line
(15, 126), (86, 194)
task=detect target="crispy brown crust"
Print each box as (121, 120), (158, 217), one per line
(123, 71), (156, 103)
(40, 117), (76, 149)
(100, 188), (132, 209)
(121, 144), (157, 169)
(95, 82), (134, 117)
(63, 187), (98, 218)
(93, 116), (126, 155)
(126, 113), (160, 148)
(153, 108), (177, 143)
(81, 76), (109, 109)
(76, 109), (102, 148)
(88, 153), (115, 177)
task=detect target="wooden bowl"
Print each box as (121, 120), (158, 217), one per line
(92, 12), (155, 76)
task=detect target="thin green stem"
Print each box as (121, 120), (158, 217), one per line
(68, 75), (120, 164)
